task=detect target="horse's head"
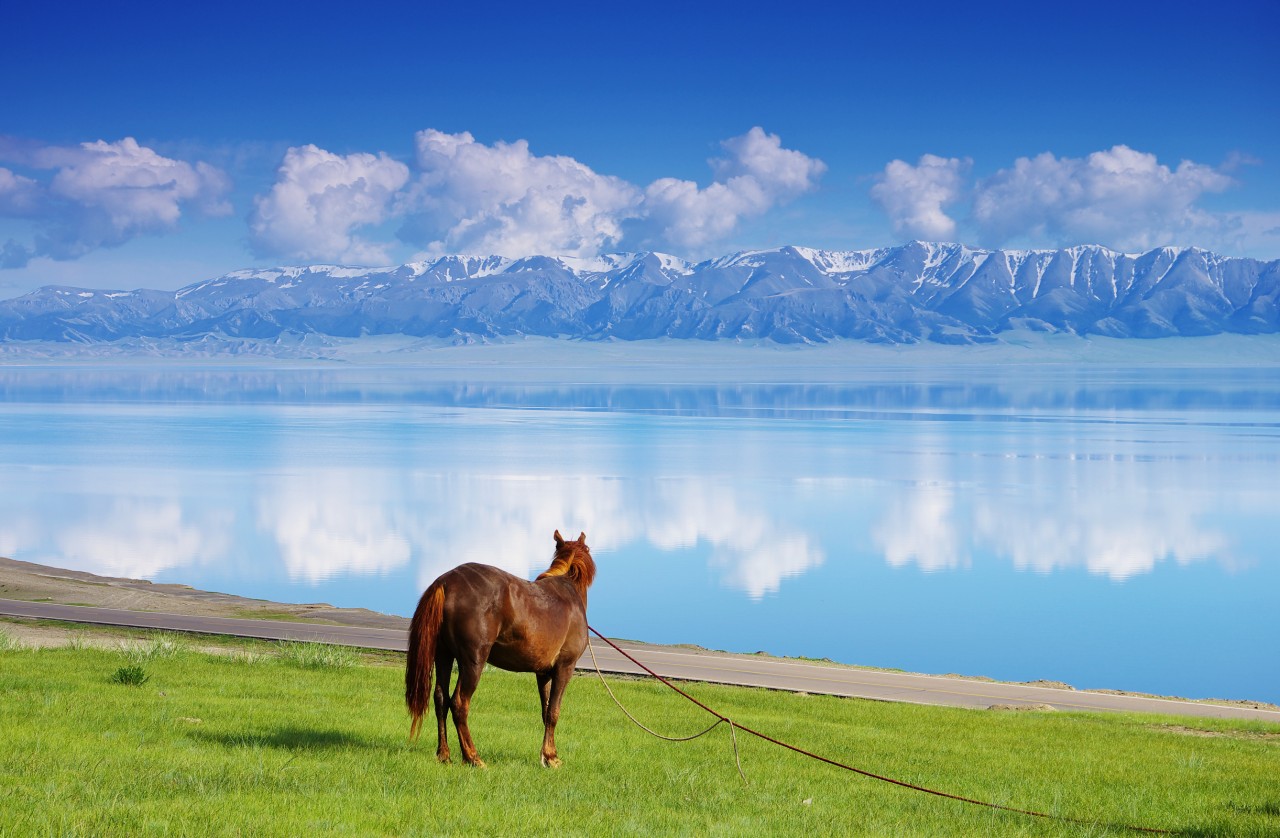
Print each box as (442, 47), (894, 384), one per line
(538, 530), (597, 601)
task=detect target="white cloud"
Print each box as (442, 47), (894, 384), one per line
(399, 129), (643, 259)
(641, 127), (826, 251)
(248, 144), (410, 264)
(0, 137), (231, 268)
(255, 126), (824, 262)
(870, 145), (1253, 254)
(0, 167), (41, 215)
(870, 154), (969, 241)
(970, 145), (1235, 251)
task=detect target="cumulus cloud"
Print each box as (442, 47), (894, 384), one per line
(248, 144), (411, 264)
(253, 127), (824, 263)
(398, 129), (642, 259)
(0, 137), (231, 268)
(0, 167), (41, 216)
(871, 145), (1245, 253)
(971, 145), (1235, 251)
(870, 154), (969, 241)
(641, 127), (827, 251)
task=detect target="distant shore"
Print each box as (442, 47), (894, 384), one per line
(3, 331), (1280, 372)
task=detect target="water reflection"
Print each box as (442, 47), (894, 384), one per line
(878, 480), (1229, 580)
(1, 364), (1277, 700)
(258, 471), (413, 583)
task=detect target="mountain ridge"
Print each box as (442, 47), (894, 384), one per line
(2, 242), (1277, 345)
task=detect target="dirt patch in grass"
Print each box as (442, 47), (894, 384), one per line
(1154, 724), (1280, 743)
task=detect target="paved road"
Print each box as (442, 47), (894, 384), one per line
(4, 598), (1277, 723)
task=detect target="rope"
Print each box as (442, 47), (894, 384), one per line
(586, 625), (1171, 835)
(587, 638), (747, 781)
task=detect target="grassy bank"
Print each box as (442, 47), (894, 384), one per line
(1, 627), (1277, 836)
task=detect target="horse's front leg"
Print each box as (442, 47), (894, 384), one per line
(539, 660), (574, 768)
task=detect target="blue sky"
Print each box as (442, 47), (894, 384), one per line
(2, 0), (1276, 295)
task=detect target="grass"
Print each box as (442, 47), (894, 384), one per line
(277, 640), (361, 669)
(0, 627), (24, 651)
(110, 664), (151, 686)
(0, 633), (1277, 837)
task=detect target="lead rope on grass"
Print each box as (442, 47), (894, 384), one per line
(587, 637), (747, 782)
(586, 625), (1171, 835)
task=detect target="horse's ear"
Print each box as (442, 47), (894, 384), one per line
(577, 532), (586, 544)
(554, 530), (564, 545)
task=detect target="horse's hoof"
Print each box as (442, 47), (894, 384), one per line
(436, 753), (451, 765)
(540, 755), (562, 769)
(466, 758), (487, 769)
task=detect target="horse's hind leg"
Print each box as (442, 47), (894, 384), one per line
(539, 660), (574, 768)
(433, 651), (453, 764)
(451, 657), (486, 768)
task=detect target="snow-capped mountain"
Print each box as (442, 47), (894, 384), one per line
(2, 242), (1277, 345)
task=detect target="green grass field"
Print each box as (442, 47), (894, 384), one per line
(1, 626), (1277, 836)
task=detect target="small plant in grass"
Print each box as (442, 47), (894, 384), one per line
(278, 640), (358, 669)
(0, 629), (25, 651)
(110, 664), (151, 686)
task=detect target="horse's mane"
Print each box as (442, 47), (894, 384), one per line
(536, 531), (596, 603)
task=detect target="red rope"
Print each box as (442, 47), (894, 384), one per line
(587, 626), (1171, 835)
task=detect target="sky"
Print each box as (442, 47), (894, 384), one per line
(2, 0), (1277, 296)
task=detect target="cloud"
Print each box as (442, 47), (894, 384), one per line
(0, 137), (231, 268)
(870, 154), (969, 241)
(0, 167), (41, 216)
(248, 144), (411, 264)
(870, 145), (1247, 253)
(641, 127), (827, 251)
(258, 127), (824, 263)
(970, 145), (1235, 251)
(397, 129), (642, 259)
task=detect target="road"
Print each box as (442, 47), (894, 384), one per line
(3, 598), (1277, 723)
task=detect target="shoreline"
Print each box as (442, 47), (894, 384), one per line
(3, 556), (1276, 714)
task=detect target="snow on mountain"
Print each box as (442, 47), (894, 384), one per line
(2, 244), (1276, 345)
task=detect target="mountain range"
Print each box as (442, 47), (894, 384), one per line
(2, 242), (1277, 345)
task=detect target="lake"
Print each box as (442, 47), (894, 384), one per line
(1, 341), (1276, 703)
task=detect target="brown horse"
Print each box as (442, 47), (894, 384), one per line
(405, 530), (596, 768)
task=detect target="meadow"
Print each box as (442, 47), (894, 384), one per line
(1, 625), (1277, 837)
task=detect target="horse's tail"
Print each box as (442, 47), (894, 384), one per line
(405, 582), (445, 741)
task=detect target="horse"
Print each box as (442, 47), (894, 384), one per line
(405, 530), (596, 768)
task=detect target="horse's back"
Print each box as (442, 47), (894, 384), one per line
(431, 561), (586, 672)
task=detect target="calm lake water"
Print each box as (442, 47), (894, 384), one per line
(1, 355), (1276, 703)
